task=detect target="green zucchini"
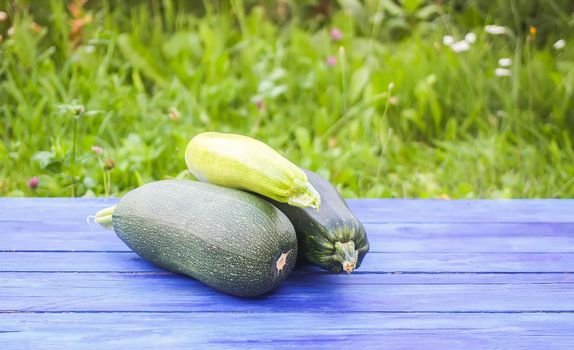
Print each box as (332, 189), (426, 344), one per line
(185, 132), (321, 209)
(262, 170), (369, 273)
(94, 180), (298, 297)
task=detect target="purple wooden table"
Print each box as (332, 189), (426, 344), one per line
(1, 198), (574, 349)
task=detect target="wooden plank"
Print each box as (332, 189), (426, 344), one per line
(0, 252), (158, 272)
(1, 199), (573, 223)
(1, 312), (573, 349)
(370, 223), (574, 253)
(0, 198), (119, 208)
(0, 220), (100, 234)
(1, 273), (573, 313)
(2, 222), (574, 253)
(349, 199), (574, 223)
(2, 251), (574, 273)
(0, 227), (128, 252)
(0, 199), (572, 348)
(2, 270), (573, 285)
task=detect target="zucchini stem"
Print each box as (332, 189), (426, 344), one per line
(288, 179), (321, 210)
(334, 241), (358, 273)
(94, 205), (116, 230)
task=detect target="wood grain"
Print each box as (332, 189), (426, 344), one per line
(1, 198), (573, 349)
(2, 222), (574, 253)
(2, 251), (574, 273)
(2, 198), (573, 223)
(1, 313), (574, 350)
(2, 272), (574, 313)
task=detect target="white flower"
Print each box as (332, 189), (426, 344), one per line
(451, 40), (470, 53)
(464, 32), (477, 44)
(0, 11), (7, 22)
(442, 35), (455, 46)
(553, 39), (566, 50)
(485, 25), (508, 35)
(498, 58), (512, 67)
(495, 68), (511, 77)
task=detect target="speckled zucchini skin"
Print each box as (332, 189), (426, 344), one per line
(263, 170), (369, 273)
(112, 180), (297, 297)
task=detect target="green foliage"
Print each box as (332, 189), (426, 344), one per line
(449, 0), (574, 40)
(0, 0), (573, 198)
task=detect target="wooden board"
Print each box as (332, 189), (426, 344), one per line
(2, 313), (574, 350)
(3, 222), (574, 253)
(0, 198), (573, 349)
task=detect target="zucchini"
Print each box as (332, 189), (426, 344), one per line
(262, 170), (369, 273)
(94, 180), (298, 297)
(185, 132), (321, 209)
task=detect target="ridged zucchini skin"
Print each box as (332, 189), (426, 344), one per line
(111, 180), (298, 297)
(262, 170), (369, 273)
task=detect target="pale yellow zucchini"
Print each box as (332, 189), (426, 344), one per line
(185, 132), (321, 209)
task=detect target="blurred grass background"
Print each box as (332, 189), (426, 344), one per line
(0, 0), (573, 198)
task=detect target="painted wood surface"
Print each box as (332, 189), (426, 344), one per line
(2, 313), (574, 350)
(3, 222), (574, 252)
(3, 251), (574, 273)
(2, 198), (574, 223)
(2, 272), (574, 312)
(0, 198), (573, 349)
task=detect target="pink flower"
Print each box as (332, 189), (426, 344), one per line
(330, 28), (342, 41)
(255, 99), (265, 111)
(0, 11), (7, 22)
(28, 177), (39, 190)
(91, 146), (104, 155)
(168, 108), (180, 121)
(326, 56), (337, 66)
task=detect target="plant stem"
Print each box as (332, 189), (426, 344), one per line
(71, 117), (78, 197)
(105, 170), (111, 198)
(376, 84), (393, 178)
(230, 0), (248, 39)
(339, 46), (348, 114)
(334, 241), (358, 274)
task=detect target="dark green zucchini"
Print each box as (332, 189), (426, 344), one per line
(94, 180), (297, 297)
(262, 170), (369, 273)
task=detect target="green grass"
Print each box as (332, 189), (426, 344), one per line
(1, 0), (573, 198)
